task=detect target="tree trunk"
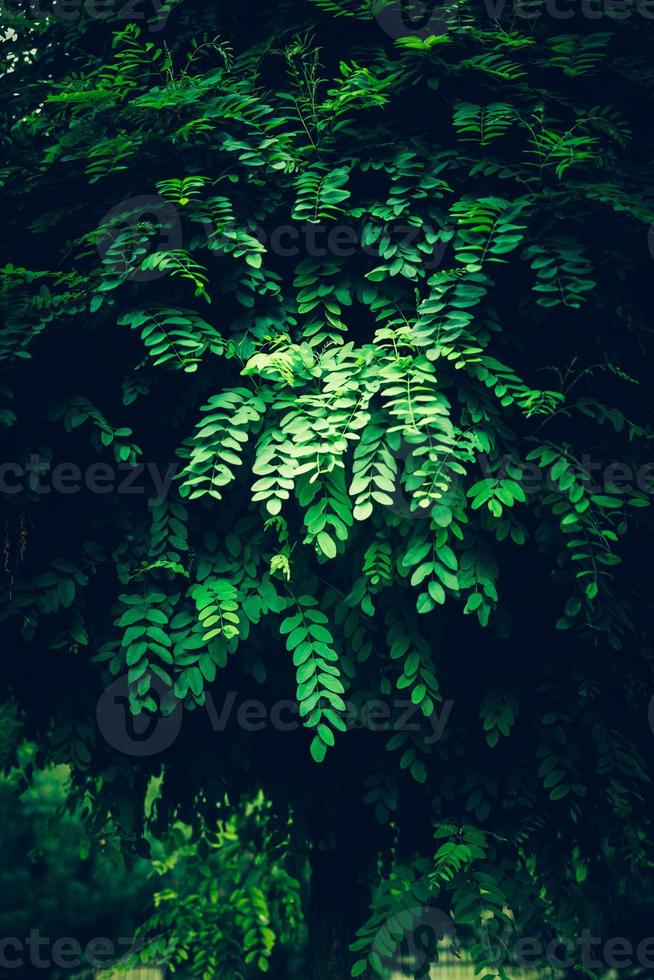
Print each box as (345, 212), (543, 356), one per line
(308, 847), (354, 980)
(307, 821), (375, 980)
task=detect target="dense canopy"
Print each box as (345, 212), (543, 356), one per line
(2, 0), (654, 977)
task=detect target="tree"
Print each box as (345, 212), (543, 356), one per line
(2, 0), (654, 977)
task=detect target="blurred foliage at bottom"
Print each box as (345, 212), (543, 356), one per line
(0, 708), (306, 980)
(0, 710), (152, 980)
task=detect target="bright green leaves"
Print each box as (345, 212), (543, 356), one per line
(190, 580), (241, 642)
(251, 378), (370, 519)
(99, 22), (171, 89)
(399, 430), (479, 516)
(468, 356), (564, 417)
(293, 164), (351, 223)
(169, 605), (226, 698)
(293, 258), (352, 345)
(115, 591), (174, 713)
(156, 175), (211, 207)
(400, 530), (461, 615)
(251, 429), (300, 515)
(468, 475), (527, 518)
(377, 350), (453, 442)
(361, 217), (446, 282)
(121, 794), (301, 976)
(350, 422), (397, 520)
(233, 884), (278, 971)
(458, 549), (500, 628)
(525, 115), (600, 179)
(279, 386), (371, 480)
(453, 102), (516, 145)
(412, 268), (487, 350)
(245, 340), (313, 387)
(180, 388), (266, 500)
(449, 196), (526, 268)
(140, 250), (211, 301)
(280, 594), (346, 761)
(298, 469), (353, 560)
(13, 3), (642, 692)
(363, 537), (393, 589)
(118, 307), (225, 372)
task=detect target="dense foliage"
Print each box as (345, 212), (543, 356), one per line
(2, 0), (654, 977)
(129, 794), (306, 979)
(0, 709), (153, 980)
